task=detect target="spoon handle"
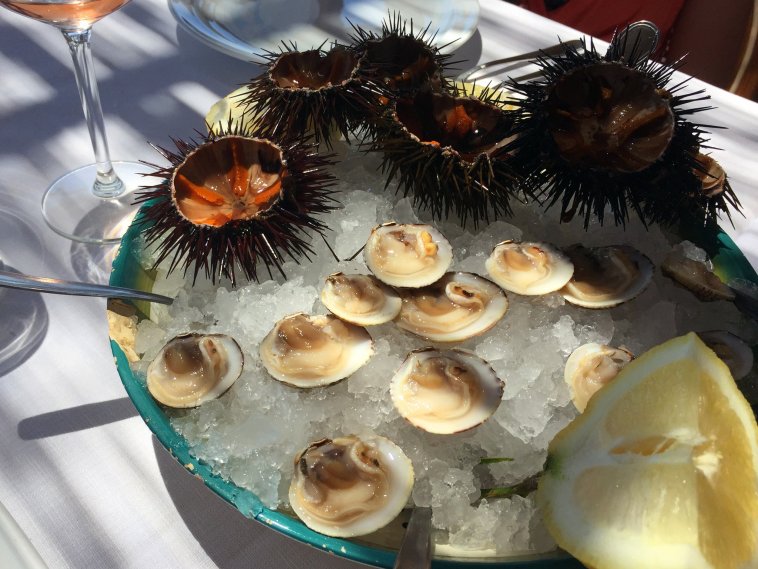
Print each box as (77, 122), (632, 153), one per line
(610, 20), (660, 64)
(393, 507), (432, 569)
(0, 270), (173, 305)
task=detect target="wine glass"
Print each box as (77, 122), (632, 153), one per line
(0, 0), (144, 244)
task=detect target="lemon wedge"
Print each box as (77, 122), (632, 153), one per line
(454, 81), (516, 110)
(538, 332), (758, 569)
(205, 86), (254, 135)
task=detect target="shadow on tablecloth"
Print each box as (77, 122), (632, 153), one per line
(17, 397), (137, 440)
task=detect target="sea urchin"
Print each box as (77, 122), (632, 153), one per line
(349, 13), (454, 97)
(242, 44), (383, 147)
(505, 39), (740, 228)
(135, 125), (338, 285)
(369, 86), (521, 226)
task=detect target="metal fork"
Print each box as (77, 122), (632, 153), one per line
(456, 20), (661, 84)
(456, 39), (583, 83)
(393, 507), (432, 569)
(0, 269), (173, 305)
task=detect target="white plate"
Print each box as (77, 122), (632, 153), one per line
(168, 0), (480, 60)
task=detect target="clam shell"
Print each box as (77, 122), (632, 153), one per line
(288, 435), (414, 537)
(259, 313), (374, 388)
(564, 342), (634, 412)
(486, 240), (574, 296)
(698, 330), (753, 380)
(390, 348), (504, 434)
(364, 222), (453, 288)
(147, 333), (244, 408)
(320, 273), (402, 326)
(560, 245), (653, 309)
(396, 272), (508, 342)
(661, 254), (735, 302)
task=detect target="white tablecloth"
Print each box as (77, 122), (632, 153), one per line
(0, 1), (756, 568)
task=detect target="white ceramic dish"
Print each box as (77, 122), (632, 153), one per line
(168, 0), (480, 60)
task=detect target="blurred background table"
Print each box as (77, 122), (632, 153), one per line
(0, 0), (756, 567)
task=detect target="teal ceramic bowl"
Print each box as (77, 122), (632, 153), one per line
(109, 210), (756, 568)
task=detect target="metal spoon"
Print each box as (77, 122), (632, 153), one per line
(393, 507), (432, 569)
(610, 20), (660, 64)
(0, 270), (173, 305)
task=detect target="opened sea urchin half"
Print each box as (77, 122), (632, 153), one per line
(348, 13), (453, 97)
(505, 39), (740, 228)
(135, 126), (338, 285)
(370, 87), (521, 226)
(243, 44), (383, 147)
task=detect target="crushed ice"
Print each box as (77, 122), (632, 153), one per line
(131, 145), (757, 555)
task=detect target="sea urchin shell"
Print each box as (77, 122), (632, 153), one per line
(135, 126), (338, 285)
(172, 137), (284, 227)
(243, 44), (382, 147)
(370, 87), (520, 226)
(547, 63), (674, 173)
(349, 13), (453, 96)
(506, 39), (741, 228)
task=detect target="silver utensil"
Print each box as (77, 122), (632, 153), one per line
(393, 507), (432, 569)
(456, 39), (584, 83)
(457, 20), (660, 85)
(611, 20), (659, 64)
(0, 270), (173, 305)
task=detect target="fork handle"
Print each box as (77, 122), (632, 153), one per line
(0, 270), (173, 305)
(393, 507), (432, 569)
(456, 39), (583, 82)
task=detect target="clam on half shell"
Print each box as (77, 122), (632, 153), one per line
(698, 330), (753, 380)
(564, 342), (634, 412)
(661, 253), (736, 302)
(396, 272), (509, 342)
(390, 348), (504, 434)
(320, 273), (402, 326)
(560, 245), (653, 308)
(364, 222), (453, 288)
(259, 313), (374, 388)
(146, 333), (244, 408)
(486, 240), (574, 296)
(289, 435), (414, 538)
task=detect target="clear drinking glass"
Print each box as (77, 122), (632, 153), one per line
(0, 0), (144, 244)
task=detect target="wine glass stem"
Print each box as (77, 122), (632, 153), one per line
(61, 27), (125, 199)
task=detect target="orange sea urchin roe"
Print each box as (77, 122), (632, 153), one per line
(442, 105), (474, 139)
(173, 137), (286, 227)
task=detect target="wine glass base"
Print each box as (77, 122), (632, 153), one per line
(41, 161), (148, 245)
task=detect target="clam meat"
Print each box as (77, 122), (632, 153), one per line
(146, 333), (244, 408)
(259, 313), (373, 388)
(486, 240), (574, 296)
(560, 245), (653, 308)
(364, 223), (453, 288)
(396, 272), (508, 342)
(564, 343), (634, 412)
(390, 348), (504, 434)
(289, 435), (414, 537)
(320, 273), (401, 326)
